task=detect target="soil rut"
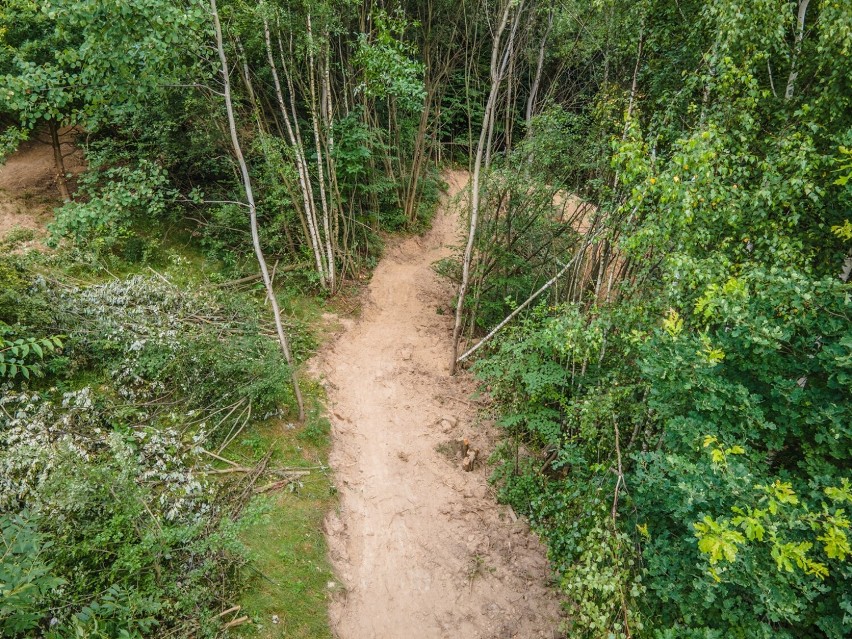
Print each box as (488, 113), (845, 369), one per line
(313, 170), (561, 639)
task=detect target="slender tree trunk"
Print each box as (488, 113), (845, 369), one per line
(785, 0), (810, 100)
(485, 0), (524, 169)
(625, 28), (644, 127)
(280, 29), (330, 284)
(306, 13), (336, 292)
(450, 0), (515, 374)
(263, 17), (327, 287)
(525, 6), (553, 136)
(48, 119), (71, 201)
(211, 0), (304, 421)
(321, 45), (342, 259)
(235, 37), (257, 106)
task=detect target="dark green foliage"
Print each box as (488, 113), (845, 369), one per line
(0, 513), (65, 636)
(49, 158), (172, 255)
(467, 1), (852, 637)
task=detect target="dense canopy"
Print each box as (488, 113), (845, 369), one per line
(1, 0), (850, 637)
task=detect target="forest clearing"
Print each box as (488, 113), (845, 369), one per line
(1, 1), (850, 638)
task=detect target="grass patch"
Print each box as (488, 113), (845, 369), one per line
(230, 395), (336, 639)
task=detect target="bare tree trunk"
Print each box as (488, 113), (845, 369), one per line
(625, 28), (644, 126)
(235, 37), (257, 106)
(485, 0), (524, 169)
(48, 119), (71, 201)
(404, 88), (432, 223)
(306, 12), (336, 292)
(323, 43), (344, 266)
(785, 0), (810, 100)
(450, 0), (515, 374)
(263, 17), (327, 287)
(525, 6), (553, 137)
(767, 59), (778, 98)
(456, 237), (596, 365)
(280, 28), (331, 285)
(212, 0), (305, 421)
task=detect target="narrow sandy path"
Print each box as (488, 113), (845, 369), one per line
(313, 171), (561, 639)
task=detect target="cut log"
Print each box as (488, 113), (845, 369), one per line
(462, 448), (478, 472)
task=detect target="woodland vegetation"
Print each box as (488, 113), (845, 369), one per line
(1, 0), (850, 637)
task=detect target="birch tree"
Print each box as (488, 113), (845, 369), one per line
(210, 0), (305, 420)
(450, 0), (526, 374)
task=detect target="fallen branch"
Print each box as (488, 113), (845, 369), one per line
(222, 615), (250, 629)
(217, 401), (252, 455)
(200, 449), (241, 467)
(456, 230), (603, 364)
(211, 605), (241, 620)
(254, 472), (311, 494)
(201, 467), (253, 475)
(233, 449), (274, 515)
(147, 266), (176, 287)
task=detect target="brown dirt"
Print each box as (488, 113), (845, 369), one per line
(0, 129), (85, 245)
(312, 170), (562, 639)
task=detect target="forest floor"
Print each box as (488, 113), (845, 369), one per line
(312, 170), (562, 639)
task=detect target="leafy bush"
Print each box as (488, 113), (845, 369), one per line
(0, 386), (250, 638)
(0, 513), (64, 636)
(469, 1), (852, 636)
(49, 158), (172, 257)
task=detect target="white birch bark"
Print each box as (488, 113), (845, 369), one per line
(306, 12), (336, 292)
(262, 16), (327, 287)
(211, 0), (305, 420)
(450, 0), (515, 374)
(785, 0), (810, 100)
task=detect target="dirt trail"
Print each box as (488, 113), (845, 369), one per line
(313, 170), (561, 639)
(0, 130), (84, 243)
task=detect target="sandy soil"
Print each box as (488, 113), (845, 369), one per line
(312, 170), (562, 639)
(0, 129), (84, 243)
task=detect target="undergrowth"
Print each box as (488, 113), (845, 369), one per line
(0, 246), (336, 638)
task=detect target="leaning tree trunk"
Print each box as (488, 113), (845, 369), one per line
(211, 0), (305, 420)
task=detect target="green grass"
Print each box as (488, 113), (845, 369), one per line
(228, 392), (337, 639)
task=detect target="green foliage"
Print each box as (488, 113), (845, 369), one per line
(355, 9), (425, 112)
(0, 0), (207, 131)
(694, 478), (852, 582)
(0, 260), (318, 636)
(49, 157), (172, 256)
(472, 1), (852, 637)
(561, 521), (645, 639)
(0, 328), (61, 379)
(0, 513), (65, 636)
(0, 127), (27, 164)
(0, 390), (250, 638)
